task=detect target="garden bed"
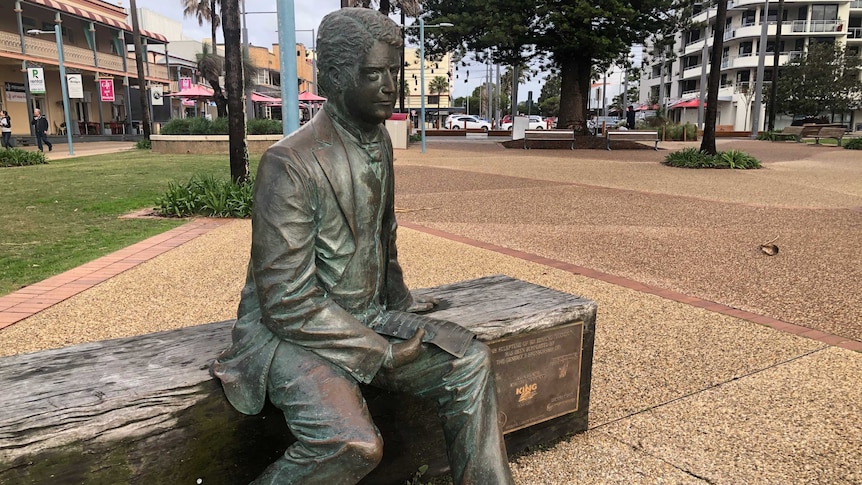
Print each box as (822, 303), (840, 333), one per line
(150, 135), (283, 155)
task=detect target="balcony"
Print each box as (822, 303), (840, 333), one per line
(851, 0), (862, 8)
(0, 31), (167, 80)
(848, 27), (862, 39)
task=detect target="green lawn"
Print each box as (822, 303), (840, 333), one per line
(0, 149), (259, 296)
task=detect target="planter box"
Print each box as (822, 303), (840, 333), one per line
(150, 134), (284, 155)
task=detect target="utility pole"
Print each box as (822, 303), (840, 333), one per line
(128, 0), (151, 139)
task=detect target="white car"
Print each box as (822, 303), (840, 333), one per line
(446, 115), (491, 131)
(501, 115), (545, 131)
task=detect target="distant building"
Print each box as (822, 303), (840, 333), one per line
(640, 0), (862, 131)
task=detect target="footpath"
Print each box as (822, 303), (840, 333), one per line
(1, 138), (860, 484)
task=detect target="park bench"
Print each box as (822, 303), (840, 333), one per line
(0, 275), (596, 484)
(606, 130), (660, 150)
(773, 126), (804, 142)
(523, 129), (575, 149)
(812, 127), (847, 145)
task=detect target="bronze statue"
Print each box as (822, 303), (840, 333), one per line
(212, 8), (514, 484)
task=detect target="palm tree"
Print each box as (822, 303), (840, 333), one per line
(429, 75), (449, 128)
(220, 0), (248, 183)
(700, 0), (729, 155)
(181, 0), (220, 52)
(196, 43), (228, 117)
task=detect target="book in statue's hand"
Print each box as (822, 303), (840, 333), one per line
(372, 311), (476, 358)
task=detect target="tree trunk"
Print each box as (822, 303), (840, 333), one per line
(556, 54), (591, 135)
(767, 0), (785, 131)
(379, 0), (390, 13)
(128, 0), (151, 139)
(221, 0), (249, 184)
(701, 0), (729, 155)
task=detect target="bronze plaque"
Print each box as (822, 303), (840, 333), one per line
(489, 322), (584, 433)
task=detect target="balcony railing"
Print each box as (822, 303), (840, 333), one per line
(851, 1), (862, 8)
(848, 27), (862, 39)
(0, 31), (167, 80)
(724, 29), (736, 40)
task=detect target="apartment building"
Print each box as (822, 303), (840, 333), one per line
(402, 46), (453, 121)
(0, 0), (170, 136)
(641, 0), (862, 131)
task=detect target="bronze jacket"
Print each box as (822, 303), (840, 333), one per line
(212, 109), (413, 415)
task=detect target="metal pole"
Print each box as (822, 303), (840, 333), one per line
(15, 1), (35, 136)
(55, 20), (74, 154)
(311, 29), (317, 96)
(277, 0), (299, 135)
(750, 0), (770, 138)
(420, 17), (426, 153)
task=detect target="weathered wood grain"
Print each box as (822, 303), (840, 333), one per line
(0, 275), (596, 484)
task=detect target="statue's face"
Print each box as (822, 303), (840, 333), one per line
(341, 39), (400, 127)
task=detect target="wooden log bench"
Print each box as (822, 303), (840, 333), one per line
(606, 130), (659, 150)
(523, 129), (575, 149)
(0, 275), (596, 484)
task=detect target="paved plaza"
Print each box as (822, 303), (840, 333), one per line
(1, 137), (860, 483)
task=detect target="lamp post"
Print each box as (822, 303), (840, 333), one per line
(276, 1), (299, 135)
(27, 20), (74, 155)
(411, 19), (453, 153)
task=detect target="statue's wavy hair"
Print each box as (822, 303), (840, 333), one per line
(317, 8), (403, 96)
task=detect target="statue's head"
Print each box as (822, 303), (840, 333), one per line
(318, 8), (403, 127)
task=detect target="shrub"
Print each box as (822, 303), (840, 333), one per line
(757, 131), (778, 141)
(663, 147), (761, 169)
(662, 123), (697, 141)
(247, 118), (283, 135)
(716, 149), (761, 169)
(159, 118), (191, 135)
(135, 138), (151, 150)
(155, 174), (253, 218)
(188, 117), (215, 135)
(0, 148), (48, 167)
(663, 147), (716, 168)
(844, 137), (862, 150)
(211, 116), (230, 134)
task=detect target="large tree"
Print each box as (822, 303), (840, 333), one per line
(700, 0), (728, 155)
(420, 0), (680, 134)
(772, 41), (862, 119)
(220, 0), (248, 183)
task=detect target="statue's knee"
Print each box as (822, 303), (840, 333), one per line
(340, 434), (384, 473)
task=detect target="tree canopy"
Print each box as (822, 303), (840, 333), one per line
(772, 42), (862, 118)
(420, 0), (681, 133)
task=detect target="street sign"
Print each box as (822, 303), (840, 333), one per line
(99, 79), (115, 102)
(28, 68), (45, 94)
(67, 74), (84, 99)
(151, 85), (163, 106)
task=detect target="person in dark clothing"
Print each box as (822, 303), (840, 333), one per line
(0, 111), (11, 149)
(31, 108), (52, 152)
(626, 105), (636, 130)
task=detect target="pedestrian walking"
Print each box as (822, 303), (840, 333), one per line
(31, 108), (52, 152)
(626, 105), (636, 130)
(0, 110), (11, 149)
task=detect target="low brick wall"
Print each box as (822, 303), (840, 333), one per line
(150, 135), (283, 155)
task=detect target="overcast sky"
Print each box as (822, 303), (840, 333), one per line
(118, 0), (544, 100)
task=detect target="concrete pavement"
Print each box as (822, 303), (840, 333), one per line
(1, 137), (860, 484)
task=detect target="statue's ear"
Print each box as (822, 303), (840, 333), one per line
(327, 67), (344, 93)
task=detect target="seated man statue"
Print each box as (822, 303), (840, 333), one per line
(212, 7), (514, 485)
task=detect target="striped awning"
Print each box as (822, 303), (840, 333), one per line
(24, 0), (169, 43)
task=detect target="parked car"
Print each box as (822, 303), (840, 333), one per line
(446, 115), (492, 131)
(501, 115), (545, 131)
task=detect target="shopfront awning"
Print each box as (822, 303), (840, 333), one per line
(24, 0), (168, 43)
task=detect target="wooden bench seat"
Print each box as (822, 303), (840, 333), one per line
(523, 129), (575, 149)
(606, 130), (660, 150)
(813, 127), (847, 145)
(773, 126), (804, 142)
(0, 275), (596, 484)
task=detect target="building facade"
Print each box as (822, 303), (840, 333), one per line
(402, 47), (453, 123)
(0, 0), (170, 136)
(640, 0), (862, 131)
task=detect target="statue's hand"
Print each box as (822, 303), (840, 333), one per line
(406, 295), (439, 313)
(382, 328), (425, 369)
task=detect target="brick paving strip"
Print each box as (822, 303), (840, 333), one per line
(1, 217), (859, 354)
(0, 218), (232, 330)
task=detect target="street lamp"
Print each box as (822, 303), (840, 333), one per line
(407, 19), (453, 153)
(27, 18), (74, 155)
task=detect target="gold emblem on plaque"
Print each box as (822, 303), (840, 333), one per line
(516, 383), (537, 402)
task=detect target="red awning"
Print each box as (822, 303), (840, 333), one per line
(166, 85), (214, 99)
(298, 91), (326, 102)
(24, 0), (168, 43)
(633, 103), (658, 111)
(670, 98), (705, 109)
(251, 92), (280, 103)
